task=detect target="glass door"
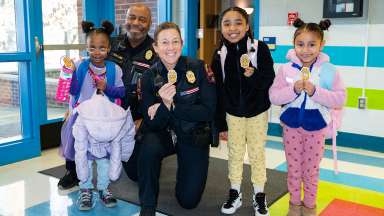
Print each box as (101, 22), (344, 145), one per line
(0, 0), (41, 165)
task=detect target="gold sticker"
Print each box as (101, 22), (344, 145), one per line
(167, 69), (177, 84)
(186, 70), (196, 84)
(61, 56), (75, 70)
(240, 54), (250, 69)
(145, 50), (153, 60)
(301, 67), (310, 80)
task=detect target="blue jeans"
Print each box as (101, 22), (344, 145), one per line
(79, 158), (110, 191)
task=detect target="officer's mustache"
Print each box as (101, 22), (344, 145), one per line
(127, 24), (145, 32)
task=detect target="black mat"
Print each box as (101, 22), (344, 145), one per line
(40, 156), (287, 216)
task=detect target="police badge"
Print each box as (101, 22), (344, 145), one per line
(145, 50), (153, 60)
(186, 70), (196, 84)
(167, 69), (177, 84)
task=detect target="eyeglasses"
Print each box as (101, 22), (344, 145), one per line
(87, 47), (108, 53)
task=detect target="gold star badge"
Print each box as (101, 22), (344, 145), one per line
(186, 70), (196, 84)
(145, 50), (153, 60)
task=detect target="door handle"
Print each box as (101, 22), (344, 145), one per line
(34, 36), (42, 54)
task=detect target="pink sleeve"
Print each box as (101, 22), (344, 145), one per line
(269, 65), (298, 105)
(310, 71), (346, 109)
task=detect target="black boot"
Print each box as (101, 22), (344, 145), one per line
(57, 169), (80, 190)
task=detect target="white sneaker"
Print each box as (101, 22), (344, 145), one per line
(221, 189), (242, 214)
(253, 192), (270, 216)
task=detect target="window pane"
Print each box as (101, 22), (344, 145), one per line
(172, 0), (185, 39)
(42, 0), (83, 120)
(44, 50), (87, 119)
(0, 0), (17, 52)
(42, 0), (83, 44)
(0, 62), (21, 142)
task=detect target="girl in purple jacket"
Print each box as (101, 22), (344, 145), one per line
(60, 20), (135, 211)
(269, 19), (346, 216)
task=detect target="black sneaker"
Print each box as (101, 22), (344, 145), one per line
(139, 207), (156, 216)
(57, 170), (80, 190)
(221, 189), (242, 214)
(77, 189), (93, 211)
(99, 189), (117, 208)
(253, 192), (270, 216)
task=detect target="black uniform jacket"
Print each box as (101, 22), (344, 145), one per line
(211, 36), (275, 132)
(140, 56), (216, 135)
(108, 34), (157, 120)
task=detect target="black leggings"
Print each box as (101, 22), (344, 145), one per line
(133, 130), (210, 209)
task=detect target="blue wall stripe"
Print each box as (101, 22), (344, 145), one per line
(368, 47), (384, 68)
(268, 123), (384, 153)
(266, 141), (384, 168)
(275, 163), (384, 193)
(322, 46), (365, 66)
(271, 45), (384, 67)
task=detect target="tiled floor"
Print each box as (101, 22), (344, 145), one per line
(0, 136), (383, 216)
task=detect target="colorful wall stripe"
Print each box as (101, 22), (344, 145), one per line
(271, 45), (384, 68)
(346, 88), (384, 110)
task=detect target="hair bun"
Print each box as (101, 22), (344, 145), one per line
(101, 20), (115, 36)
(81, 21), (95, 34)
(293, 18), (305, 28)
(319, 19), (331, 31)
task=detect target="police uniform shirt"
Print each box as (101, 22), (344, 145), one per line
(140, 56), (216, 134)
(108, 34), (157, 120)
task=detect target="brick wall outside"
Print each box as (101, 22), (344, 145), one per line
(0, 74), (19, 106)
(114, 0), (158, 36)
(0, 74), (66, 109)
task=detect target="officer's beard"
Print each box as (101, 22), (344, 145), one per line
(126, 25), (148, 46)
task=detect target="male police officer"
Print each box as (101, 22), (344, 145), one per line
(108, 4), (157, 181)
(57, 4), (156, 190)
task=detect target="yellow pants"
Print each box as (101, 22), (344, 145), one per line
(226, 111), (268, 187)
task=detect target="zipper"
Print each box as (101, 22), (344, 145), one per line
(236, 44), (244, 113)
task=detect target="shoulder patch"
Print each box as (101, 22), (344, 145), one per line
(205, 64), (215, 84)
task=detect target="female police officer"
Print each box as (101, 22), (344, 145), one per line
(137, 22), (216, 216)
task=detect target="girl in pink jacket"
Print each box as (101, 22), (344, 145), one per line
(269, 19), (346, 216)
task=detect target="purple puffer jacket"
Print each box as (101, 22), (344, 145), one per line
(72, 93), (135, 182)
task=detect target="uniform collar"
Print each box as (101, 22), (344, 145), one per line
(123, 34), (154, 52)
(157, 56), (187, 75)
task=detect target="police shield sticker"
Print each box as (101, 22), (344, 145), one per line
(301, 67), (310, 80)
(145, 50), (153, 60)
(167, 69), (177, 84)
(240, 54), (250, 69)
(186, 70), (196, 84)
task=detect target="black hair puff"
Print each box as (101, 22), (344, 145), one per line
(101, 20), (115, 36)
(293, 18), (305, 28)
(81, 21), (95, 34)
(319, 19), (331, 31)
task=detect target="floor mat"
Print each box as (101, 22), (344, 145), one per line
(40, 156), (288, 216)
